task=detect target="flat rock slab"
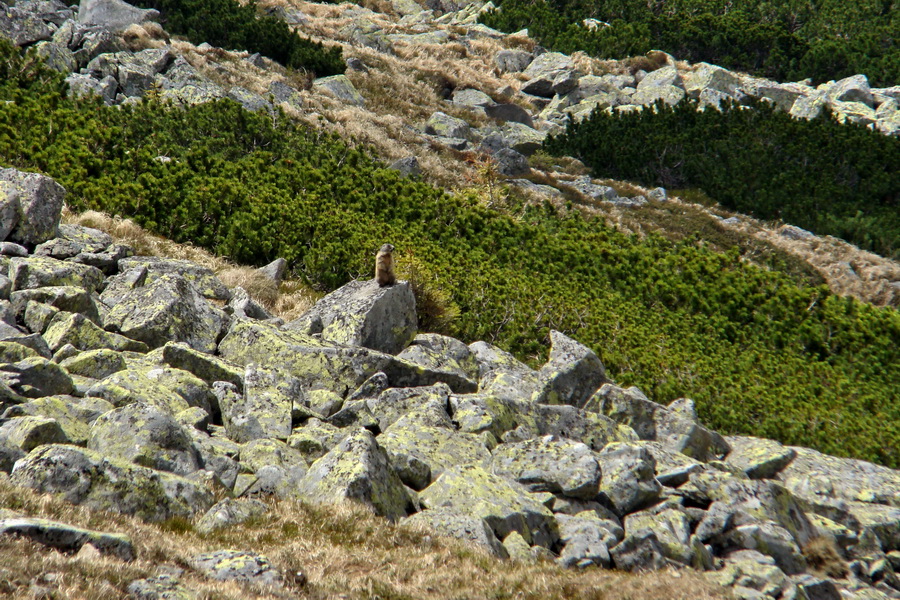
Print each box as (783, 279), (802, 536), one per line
(196, 498), (269, 535)
(0, 517), (134, 560)
(406, 507), (508, 558)
(725, 435), (797, 479)
(118, 256), (230, 301)
(191, 550), (282, 586)
(490, 435), (601, 499)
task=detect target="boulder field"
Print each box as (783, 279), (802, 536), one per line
(2, 169), (900, 597)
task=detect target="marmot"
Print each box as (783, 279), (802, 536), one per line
(375, 243), (396, 287)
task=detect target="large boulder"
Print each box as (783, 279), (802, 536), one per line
(468, 340), (541, 401)
(190, 550), (282, 586)
(520, 52), (577, 98)
(406, 508), (508, 558)
(1, 394), (113, 445)
(77, 0), (160, 31)
(425, 111), (471, 139)
(533, 330), (606, 407)
(0, 1), (52, 45)
(0, 168), (64, 246)
(595, 442), (661, 515)
(287, 279), (416, 355)
(117, 256), (230, 301)
(490, 435), (601, 499)
(419, 464), (558, 548)
(9, 257), (104, 292)
(195, 498), (268, 535)
(103, 272), (228, 353)
(312, 74), (364, 106)
(0, 415), (69, 452)
(88, 402), (202, 475)
(556, 512), (620, 568)
(826, 74), (874, 107)
(396, 333), (479, 384)
(295, 428), (412, 520)
(366, 383), (452, 431)
(42, 311), (147, 353)
(86, 368), (192, 413)
(0, 356), (74, 398)
(10, 286), (101, 324)
(494, 49), (532, 74)
(10, 444), (214, 521)
(624, 507), (694, 565)
(724, 436), (797, 479)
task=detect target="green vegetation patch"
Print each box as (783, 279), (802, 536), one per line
(1, 43), (899, 468)
(481, 0), (898, 86)
(545, 99), (900, 260)
(134, 0), (344, 76)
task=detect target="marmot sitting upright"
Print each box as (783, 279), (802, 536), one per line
(375, 243), (396, 287)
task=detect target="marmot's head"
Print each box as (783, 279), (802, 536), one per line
(379, 243), (395, 254)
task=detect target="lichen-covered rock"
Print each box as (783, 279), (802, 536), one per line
(312, 74), (364, 106)
(596, 442), (661, 515)
(495, 49), (532, 73)
(239, 438), (307, 474)
(296, 428), (411, 520)
(724, 522), (807, 574)
(226, 286), (271, 320)
(534, 404), (636, 451)
(10, 444), (214, 521)
(196, 498), (269, 535)
(587, 384), (729, 461)
(826, 74), (874, 107)
(396, 333), (479, 383)
(0, 169), (65, 245)
(0, 517), (134, 560)
(327, 399), (380, 430)
(9, 286), (101, 324)
(117, 256), (230, 301)
(104, 273), (227, 353)
(425, 111), (471, 139)
(490, 435), (601, 499)
(190, 550), (282, 585)
(0, 394), (113, 445)
(77, 0), (160, 30)
(127, 575), (197, 600)
(725, 436), (797, 479)
(557, 512), (616, 568)
(419, 464), (558, 548)
(88, 402), (202, 475)
(0, 356), (74, 398)
(143, 366), (216, 417)
(0, 414), (68, 453)
(288, 279), (416, 355)
(708, 550), (791, 597)
(42, 311), (148, 353)
(23, 300), (58, 334)
(450, 393), (522, 439)
(218, 364), (298, 443)
(406, 507), (508, 558)
(469, 341), (541, 401)
(367, 383), (452, 431)
(9, 256), (104, 292)
(287, 418), (347, 462)
(86, 368), (191, 413)
(160, 341), (244, 390)
(625, 508), (694, 565)
(609, 530), (668, 571)
(777, 447), (900, 509)
(379, 415), (491, 490)
(533, 330), (606, 407)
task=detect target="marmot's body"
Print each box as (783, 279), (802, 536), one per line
(375, 243), (396, 287)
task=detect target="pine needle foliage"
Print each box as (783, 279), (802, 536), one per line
(1, 42), (899, 468)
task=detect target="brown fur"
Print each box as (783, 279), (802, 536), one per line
(376, 243), (396, 286)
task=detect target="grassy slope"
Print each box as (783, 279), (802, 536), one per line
(1, 45), (899, 468)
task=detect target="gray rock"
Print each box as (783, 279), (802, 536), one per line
(287, 417), (346, 462)
(494, 49), (534, 74)
(0, 169), (65, 245)
(419, 464), (558, 548)
(726, 521), (808, 574)
(1, 394), (113, 446)
(312, 74), (364, 106)
(268, 80), (303, 112)
(227, 86), (272, 113)
(190, 550), (281, 586)
(0, 182), (18, 241)
(684, 63), (740, 98)
(127, 575), (196, 600)
(491, 147), (529, 176)
(367, 383), (452, 431)
(396, 333), (479, 382)
(406, 507), (508, 558)
(296, 428), (411, 520)
(482, 122), (546, 156)
(756, 81), (808, 112)
(710, 550), (788, 597)
(9, 256), (104, 293)
(256, 258), (287, 283)
(469, 340), (541, 401)
(159, 341), (244, 390)
(287, 278), (417, 355)
(104, 273), (228, 353)
(522, 51), (573, 80)
(195, 498), (268, 534)
(117, 256), (230, 301)
(595, 442), (661, 515)
(11, 443), (214, 521)
(219, 364), (298, 443)
(225, 286), (271, 321)
(0, 1), (52, 45)
(0, 356), (74, 398)
(534, 330), (606, 407)
(625, 507), (694, 564)
(425, 111), (471, 139)
(484, 103), (534, 127)
(451, 88), (493, 108)
(388, 156), (421, 178)
(77, 0), (160, 31)
(43, 311), (148, 353)
(632, 84), (685, 106)
(491, 435), (600, 499)
(0, 415), (69, 451)
(89, 402), (202, 475)
(569, 176), (618, 201)
(827, 74), (874, 107)
(534, 403), (634, 451)
(724, 435), (797, 479)
(557, 513), (614, 568)
(0, 517), (134, 560)
(33, 41), (77, 73)
(428, 135), (468, 150)
(610, 530), (667, 571)
(86, 368), (191, 413)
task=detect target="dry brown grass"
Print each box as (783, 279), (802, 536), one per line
(62, 209), (319, 317)
(802, 537), (849, 579)
(0, 474), (730, 600)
